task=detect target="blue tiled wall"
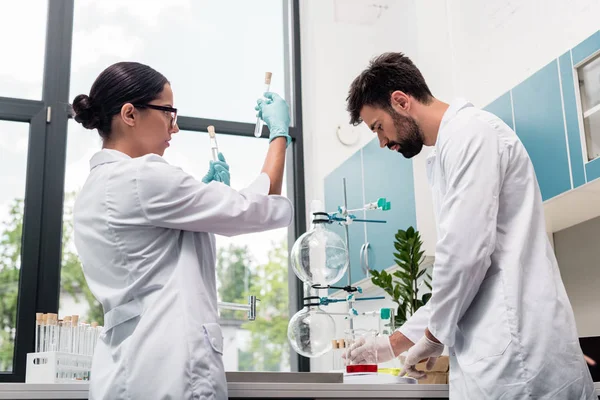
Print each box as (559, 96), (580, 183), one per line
(323, 141), (417, 288)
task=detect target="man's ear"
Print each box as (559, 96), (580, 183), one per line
(390, 91), (410, 112)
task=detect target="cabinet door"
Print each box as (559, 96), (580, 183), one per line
(361, 138), (417, 273)
(512, 59), (572, 201)
(558, 51), (586, 188)
(324, 150), (367, 292)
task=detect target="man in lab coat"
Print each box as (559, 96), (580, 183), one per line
(345, 52), (596, 399)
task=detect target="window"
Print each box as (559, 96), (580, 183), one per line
(70, 0), (288, 124)
(577, 52), (600, 161)
(0, 1), (47, 100)
(0, 0), (304, 381)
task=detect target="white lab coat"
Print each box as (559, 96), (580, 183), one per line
(399, 99), (595, 399)
(73, 149), (293, 400)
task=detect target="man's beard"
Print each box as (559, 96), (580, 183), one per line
(387, 110), (424, 159)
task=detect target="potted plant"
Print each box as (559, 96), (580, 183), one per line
(370, 226), (448, 384)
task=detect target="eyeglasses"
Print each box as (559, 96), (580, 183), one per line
(133, 104), (178, 129)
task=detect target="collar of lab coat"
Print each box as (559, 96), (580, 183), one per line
(437, 98), (473, 139)
(426, 98), (473, 161)
(89, 149), (132, 170)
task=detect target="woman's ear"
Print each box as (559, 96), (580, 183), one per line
(120, 103), (136, 127)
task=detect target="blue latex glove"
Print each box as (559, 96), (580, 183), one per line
(201, 152), (230, 186)
(255, 92), (291, 147)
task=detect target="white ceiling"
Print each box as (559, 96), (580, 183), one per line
(333, 0), (396, 25)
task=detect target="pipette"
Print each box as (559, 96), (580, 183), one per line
(254, 72), (272, 138)
(207, 125), (219, 161)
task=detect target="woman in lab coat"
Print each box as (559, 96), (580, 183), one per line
(344, 53), (596, 399)
(71, 61), (293, 400)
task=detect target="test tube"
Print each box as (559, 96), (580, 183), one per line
(337, 339), (346, 370)
(331, 340), (338, 371)
(50, 314), (58, 351)
(60, 316), (70, 353)
(207, 125), (220, 161)
(58, 320), (64, 352)
(254, 72), (272, 137)
(79, 322), (89, 355)
(35, 313), (42, 353)
(71, 315), (79, 355)
(41, 314), (48, 352)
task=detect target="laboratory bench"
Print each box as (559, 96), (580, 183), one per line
(0, 382), (449, 399)
(0, 381), (597, 399)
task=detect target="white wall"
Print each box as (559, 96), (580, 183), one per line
(444, 0), (600, 108)
(300, 0), (418, 226)
(301, 0), (600, 254)
(554, 216), (600, 337)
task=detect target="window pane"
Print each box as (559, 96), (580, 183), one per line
(0, 121), (30, 372)
(0, 1), (47, 100)
(578, 54), (600, 161)
(59, 124), (291, 372)
(70, 1), (288, 123)
(579, 55), (600, 112)
(59, 121), (104, 324)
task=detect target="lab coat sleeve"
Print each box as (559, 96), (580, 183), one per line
(397, 302), (430, 344)
(427, 120), (503, 347)
(135, 155), (293, 236)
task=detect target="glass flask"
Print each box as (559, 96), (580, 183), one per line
(344, 329), (378, 374)
(290, 212), (349, 286)
(287, 307), (336, 358)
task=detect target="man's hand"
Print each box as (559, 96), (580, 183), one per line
(341, 331), (415, 364)
(401, 333), (444, 379)
(342, 335), (395, 364)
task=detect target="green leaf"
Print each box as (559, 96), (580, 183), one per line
(425, 281), (433, 291)
(393, 285), (401, 301)
(422, 293), (432, 304)
(393, 270), (411, 282)
(416, 269), (427, 279)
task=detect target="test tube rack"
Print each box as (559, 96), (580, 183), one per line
(26, 351), (92, 383)
(27, 313), (100, 383)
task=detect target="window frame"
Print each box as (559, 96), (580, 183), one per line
(0, 0), (308, 382)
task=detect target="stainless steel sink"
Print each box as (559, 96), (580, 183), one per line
(226, 371), (343, 384)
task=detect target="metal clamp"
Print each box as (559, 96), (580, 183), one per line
(217, 295), (260, 321)
(359, 242), (371, 276)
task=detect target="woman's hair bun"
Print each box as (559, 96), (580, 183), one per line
(72, 94), (102, 130)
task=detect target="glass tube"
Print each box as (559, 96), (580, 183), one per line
(254, 72), (272, 137)
(35, 313), (42, 353)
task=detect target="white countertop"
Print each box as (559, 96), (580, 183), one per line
(0, 382), (597, 399)
(0, 382), (448, 399)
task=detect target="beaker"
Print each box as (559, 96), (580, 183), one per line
(344, 329), (378, 374)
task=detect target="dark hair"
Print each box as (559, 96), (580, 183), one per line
(346, 52), (433, 125)
(72, 62), (169, 139)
